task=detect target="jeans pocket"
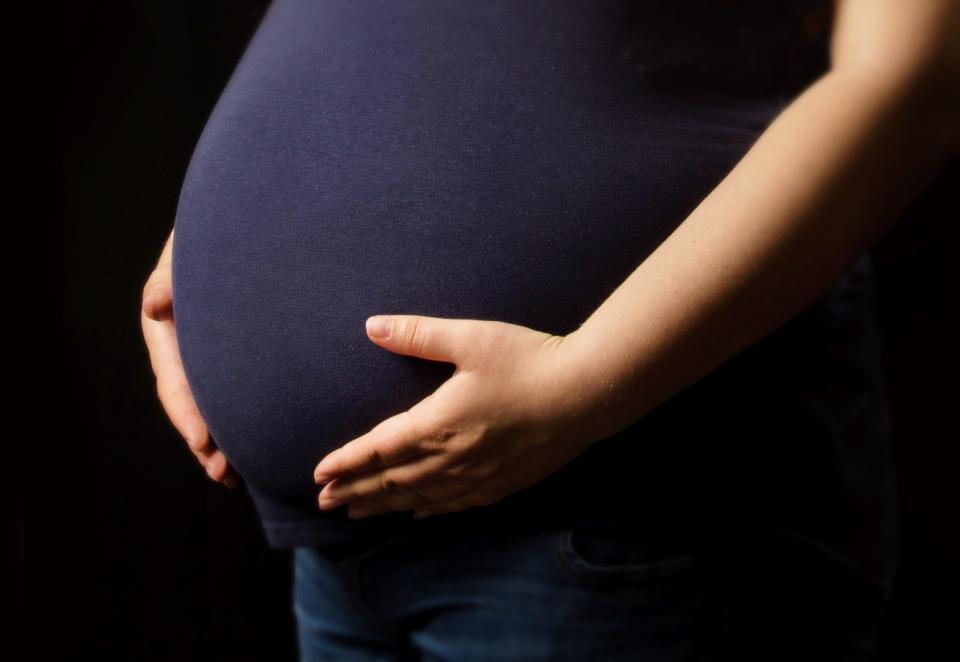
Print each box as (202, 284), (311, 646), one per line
(552, 526), (713, 592)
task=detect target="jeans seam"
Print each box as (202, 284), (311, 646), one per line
(554, 528), (713, 591)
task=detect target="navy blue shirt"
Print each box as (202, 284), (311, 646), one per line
(172, 0), (896, 596)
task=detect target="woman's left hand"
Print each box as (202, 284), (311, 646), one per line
(312, 314), (600, 520)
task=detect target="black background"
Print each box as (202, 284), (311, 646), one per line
(48, 1), (958, 659)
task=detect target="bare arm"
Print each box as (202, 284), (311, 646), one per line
(557, 0), (960, 441)
(306, 0), (959, 520)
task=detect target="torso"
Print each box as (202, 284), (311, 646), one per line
(171, 1), (895, 592)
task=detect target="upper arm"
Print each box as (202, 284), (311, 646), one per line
(829, 0), (960, 152)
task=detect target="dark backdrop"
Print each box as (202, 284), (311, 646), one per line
(51, 2), (958, 659)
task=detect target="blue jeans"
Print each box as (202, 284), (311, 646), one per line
(291, 521), (886, 661)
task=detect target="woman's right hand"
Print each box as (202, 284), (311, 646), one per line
(141, 228), (240, 489)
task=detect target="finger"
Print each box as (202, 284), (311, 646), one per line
(141, 230), (175, 322)
(203, 450), (242, 488)
(343, 488), (433, 519)
(313, 410), (442, 482)
(204, 449), (230, 481)
(141, 279), (173, 322)
(144, 316), (214, 458)
(210, 456), (242, 489)
(318, 453), (452, 505)
(154, 362), (213, 457)
(413, 490), (501, 519)
(338, 479), (458, 519)
(364, 314), (476, 365)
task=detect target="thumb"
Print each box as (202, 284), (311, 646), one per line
(142, 276), (174, 322)
(365, 314), (473, 364)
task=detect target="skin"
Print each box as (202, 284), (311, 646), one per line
(143, 0), (959, 516)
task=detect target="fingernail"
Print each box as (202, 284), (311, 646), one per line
(366, 316), (392, 339)
(314, 473), (331, 484)
(319, 496), (342, 510)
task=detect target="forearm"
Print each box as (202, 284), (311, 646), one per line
(558, 67), (957, 442)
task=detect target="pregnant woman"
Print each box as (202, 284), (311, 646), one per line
(141, 0), (959, 659)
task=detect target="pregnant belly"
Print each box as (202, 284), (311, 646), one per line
(171, 0), (775, 509)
